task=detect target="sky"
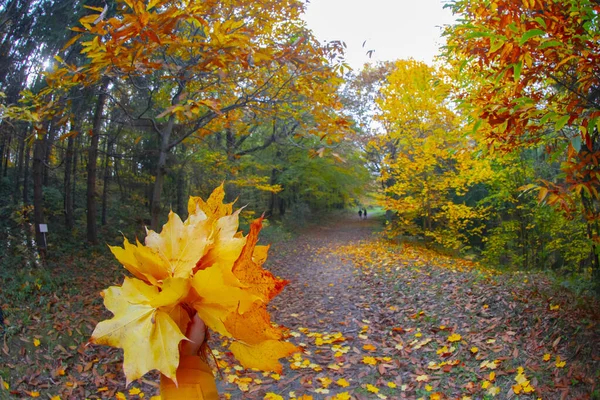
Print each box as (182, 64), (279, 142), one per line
(302, 0), (456, 70)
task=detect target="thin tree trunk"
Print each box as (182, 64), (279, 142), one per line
(13, 126), (25, 204)
(101, 136), (113, 226)
(3, 130), (11, 177)
(150, 86), (184, 230)
(42, 123), (55, 185)
(87, 78), (109, 244)
(23, 141), (31, 204)
(176, 163), (185, 218)
(33, 136), (46, 253)
(0, 126), (6, 178)
(72, 134), (78, 211)
(64, 135), (75, 230)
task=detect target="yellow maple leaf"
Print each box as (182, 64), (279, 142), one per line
(362, 356), (377, 365)
(29, 392), (40, 398)
(336, 378), (350, 387)
(90, 277), (189, 384)
(365, 384), (379, 393)
(543, 353), (551, 361)
(50, 396), (61, 400)
(555, 355), (566, 368)
(229, 339), (297, 374)
(416, 374), (429, 382)
(447, 333), (462, 342)
(129, 387), (141, 395)
(115, 392), (126, 400)
(264, 393), (284, 400)
(33, 338), (40, 347)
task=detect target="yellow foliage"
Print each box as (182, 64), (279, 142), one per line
(91, 185), (298, 384)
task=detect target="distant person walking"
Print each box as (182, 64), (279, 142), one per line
(358, 209), (363, 219)
(363, 208), (367, 219)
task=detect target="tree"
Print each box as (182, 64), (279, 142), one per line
(50, 0), (350, 229)
(444, 0), (600, 284)
(375, 60), (492, 249)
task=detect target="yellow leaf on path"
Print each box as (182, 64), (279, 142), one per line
(264, 393), (284, 400)
(366, 384), (379, 393)
(50, 396), (61, 400)
(362, 356), (377, 365)
(416, 374), (429, 382)
(447, 333), (462, 342)
(33, 338), (40, 347)
(129, 387), (142, 395)
(29, 392), (40, 398)
(543, 353), (551, 361)
(2, 381), (8, 390)
(336, 378), (350, 387)
(116, 392), (126, 400)
(229, 340), (298, 373)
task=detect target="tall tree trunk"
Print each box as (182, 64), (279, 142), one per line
(176, 164), (185, 218)
(33, 136), (46, 253)
(23, 141), (31, 204)
(87, 78), (109, 244)
(42, 123), (55, 186)
(64, 134), (75, 230)
(72, 134), (78, 212)
(13, 126), (26, 204)
(101, 135), (113, 226)
(150, 117), (174, 230)
(150, 86), (184, 230)
(0, 126), (6, 178)
(3, 130), (11, 177)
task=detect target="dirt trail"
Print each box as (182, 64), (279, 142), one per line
(215, 214), (385, 398)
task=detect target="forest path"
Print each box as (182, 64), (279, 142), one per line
(214, 213), (600, 400)
(214, 213), (386, 398)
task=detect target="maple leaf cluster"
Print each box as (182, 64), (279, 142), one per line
(90, 184), (298, 385)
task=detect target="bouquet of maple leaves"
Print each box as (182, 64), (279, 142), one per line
(90, 185), (298, 385)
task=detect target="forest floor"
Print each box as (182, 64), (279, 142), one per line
(1, 213), (599, 400)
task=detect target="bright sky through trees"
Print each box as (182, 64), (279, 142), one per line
(302, 0), (456, 69)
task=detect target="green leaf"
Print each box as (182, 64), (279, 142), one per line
(513, 61), (523, 82)
(539, 40), (562, 49)
(570, 134), (582, 151)
(519, 29), (546, 45)
(534, 17), (547, 29)
(555, 115), (570, 131)
(540, 111), (557, 125)
(472, 119), (483, 134)
(489, 38), (506, 53)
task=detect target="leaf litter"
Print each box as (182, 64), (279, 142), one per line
(1, 214), (599, 399)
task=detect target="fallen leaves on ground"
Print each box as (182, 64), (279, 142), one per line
(1, 215), (598, 399)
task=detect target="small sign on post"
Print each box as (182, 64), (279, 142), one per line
(39, 224), (48, 248)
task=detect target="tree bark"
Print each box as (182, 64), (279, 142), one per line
(3, 129), (11, 177)
(150, 85), (185, 230)
(150, 114), (175, 230)
(33, 135), (46, 253)
(13, 125), (26, 204)
(87, 78), (109, 244)
(101, 135), (113, 226)
(64, 134), (75, 230)
(23, 140), (31, 204)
